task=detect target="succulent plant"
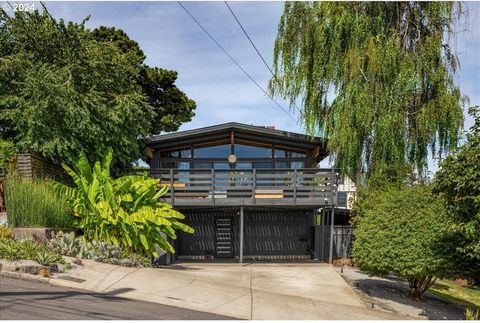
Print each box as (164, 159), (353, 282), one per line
(48, 231), (83, 257)
(35, 249), (64, 266)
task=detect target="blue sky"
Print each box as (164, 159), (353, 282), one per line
(12, 1), (480, 170)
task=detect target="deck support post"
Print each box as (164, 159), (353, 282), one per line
(239, 205), (244, 263)
(170, 168), (174, 205)
(328, 206), (335, 264)
(329, 169), (337, 264)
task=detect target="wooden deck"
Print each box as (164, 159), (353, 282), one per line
(149, 168), (335, 207)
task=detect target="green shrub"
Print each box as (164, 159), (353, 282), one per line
(52, 148), (194, 258)
(352, 185), (453, 298)
(466, 308), (479, 320)
(0, 225), (13, 239)
(0, 239), (20, 260)
(5, 174), (73, 228)
(0, 140), (15, 174)
(433, 106), (480, 286)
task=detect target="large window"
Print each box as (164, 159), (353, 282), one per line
(234, 144), (272, 158)
(194, 145), (230, 158)
(158, 141), (309, 170)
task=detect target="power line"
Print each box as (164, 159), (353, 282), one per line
(224, 1), (275, 77)
(177, 1), (297, 122)
(223, 1), (304, 118)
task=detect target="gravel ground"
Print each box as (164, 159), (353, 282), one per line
(335, 266), (466, 320)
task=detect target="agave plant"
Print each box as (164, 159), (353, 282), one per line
(52, 148), (194, 258)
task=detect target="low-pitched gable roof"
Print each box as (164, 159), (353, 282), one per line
(146, 122), (328, 161)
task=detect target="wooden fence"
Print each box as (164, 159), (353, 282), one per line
(15, 153), (68, 181)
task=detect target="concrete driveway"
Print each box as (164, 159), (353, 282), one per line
(52, 261), (407, 319)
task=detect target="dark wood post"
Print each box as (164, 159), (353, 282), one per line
(170, 168), (175, 205)
(293, 169), (298, 205)
(252, 168), (256, 205)
(211, 168), (215, 205)
(239, 205), (244, 263)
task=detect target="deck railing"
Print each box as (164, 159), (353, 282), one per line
(149, 168), (336, 207)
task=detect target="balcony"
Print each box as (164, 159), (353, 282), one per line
(149, 168), (336, 207)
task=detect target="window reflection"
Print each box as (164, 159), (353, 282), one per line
(194, 145), (230, 158)
(234, 144), (271, 158)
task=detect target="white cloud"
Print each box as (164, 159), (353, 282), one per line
(34, 1), (480, 172)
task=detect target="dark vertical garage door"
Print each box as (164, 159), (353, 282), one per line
(239, 209), (314, 256)
(177, 208), (236, 257)
(178, 208), (314, 257)
(177, 210), (216, 256)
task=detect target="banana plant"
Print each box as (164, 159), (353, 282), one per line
(52, 148), (194, 258)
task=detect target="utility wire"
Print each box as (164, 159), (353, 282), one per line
(224, 1), (274, 76)
(224, 1), (304, 118)
(177, 1), (297, 122)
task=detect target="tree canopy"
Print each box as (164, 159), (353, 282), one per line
(352, 184), (453, 297)
(0, 11), (195, 173)
(433, 106), (480, 285)
(92, 27), (196, 134)
(270, 2), (465, 182)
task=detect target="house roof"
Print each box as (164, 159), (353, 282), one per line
(146, 122), (328, 160)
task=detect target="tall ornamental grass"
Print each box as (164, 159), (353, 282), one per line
(5, 174), (73, 228)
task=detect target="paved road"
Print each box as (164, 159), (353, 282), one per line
(0, 277), (234, 320)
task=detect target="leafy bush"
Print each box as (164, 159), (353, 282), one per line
(0, 225), (12, 239)
(433, 106), (480, 286)
(466, 308), (479, 320)
(53, 148), (194, 258)
(352, 185), (453, 298)
(0, 140), (15, 174)
(5, 174), (73, 228)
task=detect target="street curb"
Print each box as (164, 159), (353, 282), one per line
(0, 269), (98, 295)
(0, 270), (50, 284)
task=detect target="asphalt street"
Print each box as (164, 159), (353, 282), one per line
(0, 277), (235, 320)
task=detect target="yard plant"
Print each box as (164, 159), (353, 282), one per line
(0, 237), (64, 266)
(270, 2), (465, 182)
(352, 185), (452, 298)
(433, 106), (480, 286)
(0, 11), (195, 174)
(5, 174), (73, 228)
(53, 148), (194, 258)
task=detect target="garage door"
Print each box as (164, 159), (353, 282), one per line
(177, 208), (314, 258)
(177, 208), (235, 258)
(240, 209), (314, 256)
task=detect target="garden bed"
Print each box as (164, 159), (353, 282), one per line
(12, 227), (78, 244)
(337, 266), (469, 320)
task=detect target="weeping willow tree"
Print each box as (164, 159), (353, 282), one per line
(270, 2), (466, 183)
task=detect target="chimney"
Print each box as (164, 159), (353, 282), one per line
(265, 125), (275, 130)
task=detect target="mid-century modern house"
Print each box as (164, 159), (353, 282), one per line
(145, 122), (353, 264)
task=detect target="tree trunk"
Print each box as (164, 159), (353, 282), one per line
(407, 275), (437, 299)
